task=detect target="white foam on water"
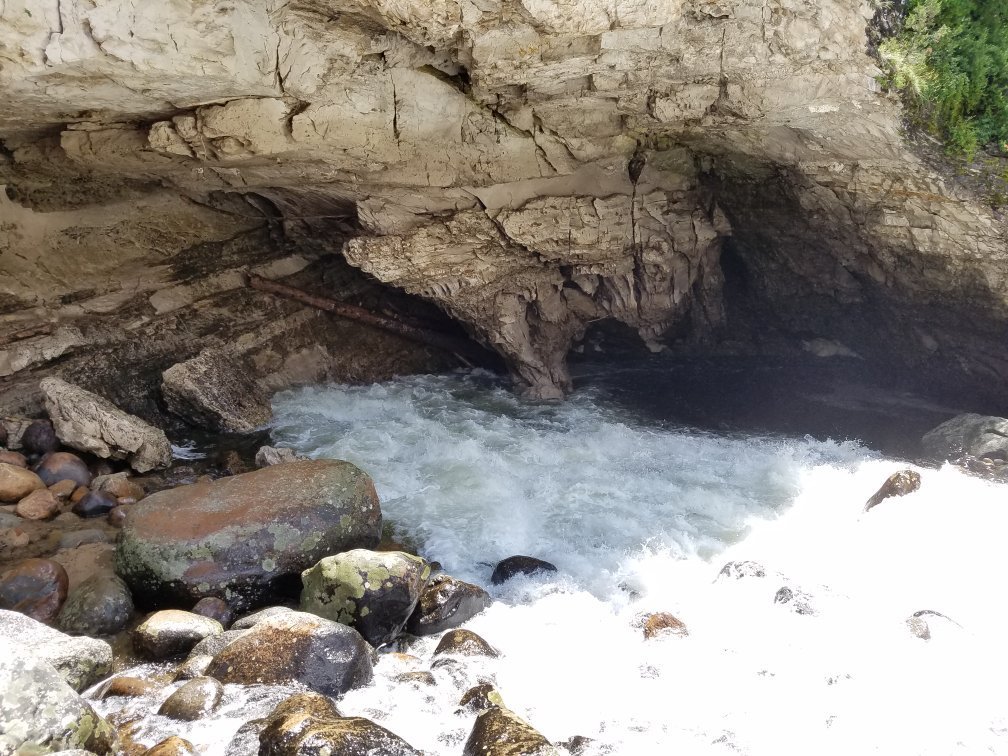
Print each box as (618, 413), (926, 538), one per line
(107, 372), (1008, 754)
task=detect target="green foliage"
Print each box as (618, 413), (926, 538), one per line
(879, 0), (1008, 158)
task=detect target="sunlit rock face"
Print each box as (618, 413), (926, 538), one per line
(1, 0), (1005, 402)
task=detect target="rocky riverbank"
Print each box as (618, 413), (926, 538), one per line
(2, 371), (1007, 755)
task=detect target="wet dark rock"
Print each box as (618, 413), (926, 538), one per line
(260, 691), (421, 756)
(22, 419), (59, 456)
(57, 571), (134, 636)
(558, 735), (599, 755)
(717, 560), (767, 580)
(115, 460), (382, 611)
(143, 735), (198, 756)
(174, 630), (248, 681)
(205, 610), (374, 696)
(193, 596), (233, 627)
(0, 462), (45, 502)
(161, 347), (273, 434)
(0, 557), (69, 622)
(158, 676), (224, 721)
(0, 423), (6, 448)
(641, 612), (689, 639)
(72, 489), (119, 518)
(459, 683), (505, 712)
(0, 449), (28, 467)
(0, 609), (112, 691)
(0, 652), (116, 754)
(226, 718), (266, 756)
(491, 555), (558, 585)
(35, 451), (93, 488)
(774, 586), (816, 616)
(864, 469), (921, 512)
(300, 549), (430, 646)
(96, 675), (159, 699)
(133, 609), (223, 659)
(407, 574), (491, 636)
(433, 628), (500, 658)
(463, 705), (557, 756)
(922, 413), (1008, 461)
(16, 487), (60, 520)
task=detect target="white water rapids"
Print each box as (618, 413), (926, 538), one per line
(102, 372), (1008, 754)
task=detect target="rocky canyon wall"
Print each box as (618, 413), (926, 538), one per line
(1, 0), (1005, 416)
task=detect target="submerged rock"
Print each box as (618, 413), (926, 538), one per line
(717, 560), (767, 580)
(774, 586), (816, 616)
(116, 460), (382, 611)
(57, 571), (135, 636)
(260, 691), (421, 756)
(95, 675), (159, 699)
(407, 574), (491, 636)
(157, 676), (224, 721)
(161, 348), (273, 433)
(300, 549), (430, 646)
(864, 469), (921, 512)
(72, 489), (119, 518)
(0, 557), (69, 622)
(0, 651), (116, 754)
(463, 705), (558, 756)
(906, 609), (962, 641)
(491, 555), (558, 584)
(0, 609), (112, 691)
(35, 451), (93, 488)
(205, 610), (374, 696)
(40, 377), (172, 473)
(133, 609), (223, 659)
(15, 487), (60, 520)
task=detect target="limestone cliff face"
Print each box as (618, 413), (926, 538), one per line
(0, 0), (1005, 407)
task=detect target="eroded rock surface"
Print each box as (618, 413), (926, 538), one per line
(0, 0), (1004, 405)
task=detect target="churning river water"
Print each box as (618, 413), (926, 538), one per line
(102, 369), (1008, 754)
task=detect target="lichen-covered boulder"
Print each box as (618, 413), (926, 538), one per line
(463, 706), (558, 756)
(115, 460), (382, 611)
(0, 651), (117, 754)
(259, 692), (421, 756)
(133, 609), (223, 659)
(407, 574), (491, 636)
(204, 610), (374, 696)
(40, 377), (171, 472)
(300, 549), (430, 646)
(0, 609), (112, 691)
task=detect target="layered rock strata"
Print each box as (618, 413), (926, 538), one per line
(0, 0), (1005, 402)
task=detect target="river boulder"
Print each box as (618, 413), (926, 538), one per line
(204, 610), (375, 696)
(40, 377), (172, 472)
(300, 549), (430, 646)
(0, 650), (117, 754)
(57, 571), (135, 636)
(0, 462), (45, 502)
(491, 555), (557, 584)
(133, 610), (223, 659)
(115, 460), (382, 611)
(407, 574), (491, 636)
(921, 413), (1008, 461)
(260, 692), (421, 756)
(0, 609), (112, 691)
(463, 706), (558, 756)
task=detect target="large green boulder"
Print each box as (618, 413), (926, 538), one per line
(300, 549), (430, 646)
(115, 460), (382, 611)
